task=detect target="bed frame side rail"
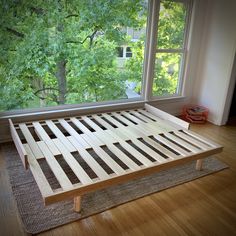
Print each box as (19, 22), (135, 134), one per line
(145, 104), (190, 130)
(9, 119), (28, 169)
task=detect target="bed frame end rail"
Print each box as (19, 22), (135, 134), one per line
(9, 119), (28, 169)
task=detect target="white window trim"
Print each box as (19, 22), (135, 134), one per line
(0, 0), (193, 120)
(150, 0), (193, 99)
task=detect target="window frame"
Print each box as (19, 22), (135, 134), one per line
(151, 0), (193, 99)
(0, 0), (193, 119)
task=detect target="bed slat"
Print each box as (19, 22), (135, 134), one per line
(19, 123), (44, 159)
(38, 141), (73, 191)
(46, 120), (77, 152)
(33, 122), (61, 156)
(24, 144), (53, 196)
(53, 139), (93, 185)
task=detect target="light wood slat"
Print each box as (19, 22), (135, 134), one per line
(91, 114), (114, 130)
(106, 144), (141, 171)
(119, 112), (168, 135)
(70, 117), (91, 134)
(131, 139), (167, 163)
(81, 116), (103, 131)
(38, 141), (73, 191)
(80, 133), (104, 146)
(94, 131), (117, 144)
(142, 121), (169, 133)
(183, 130), (221, 148)
(118, 141), (154, 167)
(102, 113), (124, 128)
(111, 112), (136, 126)
(104, 130), (154, 166)
(90, 130), (141, 171)
(45, 120), (77, 152)
(111, 112), (163, 137)
(105, 112), (152, 137)
(106, 129), (130, 141)
(58, 119), (91, 149)
(33, 122), (61, 156)
(145, 104), (190, 129)
(120, 125), (148, 139)
(53, 139), (93, 185)
(92, 146), (126, 175)
(132, 110), (173, 133)
(19, 123), (44, 159)
(137, 109), (160, 121)
(123, 111), (167, 135)
(78, 124), (152, 170)
(108, 117), (166, 159)
(164, 133), (200, 153)
(67, 126), (125, 174)
(24, 144), (53, 196)
(68, 136), (110, 180)
(9, 119), (28, 169)
(138, 109), (176, 131)
(121, 111), (145, 124)
(70, 118), (104, 146)
(153, 135), (189, 156)
(67, 136), (84, 149)
(174, 131), (210, 150)
(142, 137), (178, 160)
(90, 115), (134, 142)
(92, 115), (130, 142)
(129, 110), (153, 123)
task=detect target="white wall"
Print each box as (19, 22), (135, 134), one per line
(191, 0), (236, 125)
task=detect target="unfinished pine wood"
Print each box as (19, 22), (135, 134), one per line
(37, 141), (73, 191)
(33, 121), (61, 156)
(9, 104), (223, 209)
(196, 159), (203, 170)
(45, 120), (77, 152)
(24, 144), (53, 197)
(19, 123), (44, 159)
(9, 119), (28, 169)
(74, 196), (82, 212)
(145, 104), (190, 129)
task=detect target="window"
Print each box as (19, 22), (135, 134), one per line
(152, 0), (191, 97)
(0, 1), (147, 112)
(0, 0), (192, 114)
(117, 47), (124, 58)
(126, 47), (133, 58)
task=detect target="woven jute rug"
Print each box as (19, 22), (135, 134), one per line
(2, 143), (228, 235)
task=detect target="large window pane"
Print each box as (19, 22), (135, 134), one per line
(157, 0), (187, 49)
(153, 53), (182, 96)
(153, 0), (190, 98)
(0, 0), (147, 112)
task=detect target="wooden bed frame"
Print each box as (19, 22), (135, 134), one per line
(9, 104), (223, 212)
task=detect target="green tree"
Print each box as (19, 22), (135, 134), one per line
(0, 0), (146, 111)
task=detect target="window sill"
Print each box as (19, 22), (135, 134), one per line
(0, 98), (144, 121)
(0, 95), (187, 121)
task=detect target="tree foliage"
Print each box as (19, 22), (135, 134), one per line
(0, 0), (187, 111)
(152, 0), (187, 96)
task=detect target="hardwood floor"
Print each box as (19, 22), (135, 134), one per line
(0, 123), (236, 236)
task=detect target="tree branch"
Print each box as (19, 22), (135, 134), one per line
(5, 27), (24, 38)
(65, 14), (79, 18)
(34, 87), (59, 93)
(66, 29), (98, 45)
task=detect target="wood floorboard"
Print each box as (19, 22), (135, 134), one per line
(0, 122), (236, 236)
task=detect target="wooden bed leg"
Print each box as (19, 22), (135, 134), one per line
(74, 196), (82, 212)
(196, 159), (203, 171)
